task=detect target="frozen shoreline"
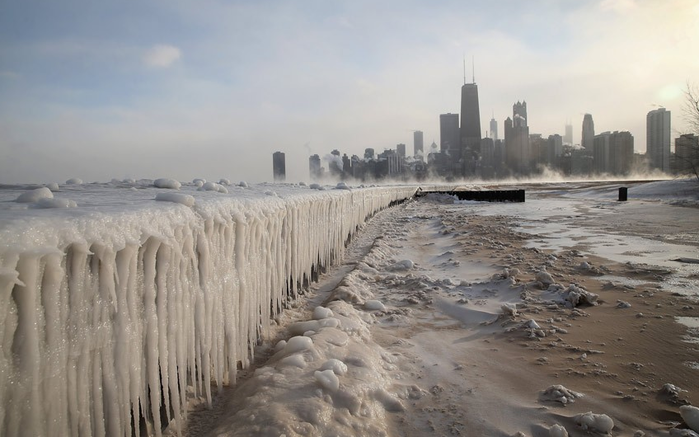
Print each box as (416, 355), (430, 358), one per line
(182, 178), (699, 436)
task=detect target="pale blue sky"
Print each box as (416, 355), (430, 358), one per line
(1, 0), (697, 183)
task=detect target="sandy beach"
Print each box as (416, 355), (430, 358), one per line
(181, 180), (699, 437)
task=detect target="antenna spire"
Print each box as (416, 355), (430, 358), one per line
(463, 55), (466, 85)
(472, 55), (475, 84)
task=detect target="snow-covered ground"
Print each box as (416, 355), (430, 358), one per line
(1, 177), (698, 436)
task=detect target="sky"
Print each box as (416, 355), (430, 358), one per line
(1, 0), (698, 184)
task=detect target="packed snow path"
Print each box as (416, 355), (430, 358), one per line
(0, 183), (417, 437)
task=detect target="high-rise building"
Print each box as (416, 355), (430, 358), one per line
(309, 154), (322, 180)
(564, 122), (573, 146)
(593, 132), (612, 174)
(364, 148), (375, 160)
(674, 134), (699, 175)
(440, 113), (460, 156)
(647, 108), (671, 173)
(460, 82), (482, 157)
(489, 116), (498, 141)
(513, 101), (527, 126)
(396, 143), (406, 159)
(582, 114), (595, 151)
(609, 131), (634, 175)
(273, 151), (286, 181)
(547, 134), (563, 165)
(504, 115), (531, 174)
(413, 131), (424, 158)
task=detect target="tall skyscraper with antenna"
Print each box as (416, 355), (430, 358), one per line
(460, 57), (482, 166)
(490, 112), (498, 141)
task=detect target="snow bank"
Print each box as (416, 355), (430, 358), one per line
(0, 184), (417, 437)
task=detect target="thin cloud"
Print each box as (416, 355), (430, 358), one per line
(143, 44), (182, 68)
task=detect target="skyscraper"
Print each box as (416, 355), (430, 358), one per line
(273, 151), (286, 181)
(439, 113), (460, 156)
(490, 116), (498, 141)
(396, 143), (406, 159)
(309, 154), (321, 180)
(413, 130), (424, 158)
(564, 122), (573, 146)
(513, 101), (527, 126)
(460, 82), (482, 157)
(647, 108), (671, 173)
(582, 114), (595, 151)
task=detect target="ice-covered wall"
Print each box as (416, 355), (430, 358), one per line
(0, 184), (417, 437)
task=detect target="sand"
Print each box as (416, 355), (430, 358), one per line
(181, 181), (699, 437)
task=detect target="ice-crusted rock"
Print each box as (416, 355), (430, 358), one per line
(365, 300), (386, 311)
(575, 411), (614, 434)
(562, 284), (598, 307)
(536, 270), (555, 287)
(659, 383), (687, 405)
(680, 405), (699, 433)
(541, 385), (584, 405)
(501, 303), (518, 317)
(549, 424), (569, 437)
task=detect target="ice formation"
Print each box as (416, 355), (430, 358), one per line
(681, 405), (699, 433)
(0, 183), (416, 437)
(575, 411), (614, 434)
(154, 177), (182, 189)
(15, 187), (53, 203)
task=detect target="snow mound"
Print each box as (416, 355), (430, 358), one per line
(193, 178), (205, 187)
(155, 192), (195, 207)
(541, 385), (584, 405)
(575, 411), (614, 434)
(549, 424), (569, 437)
(154, 178), (181, 189)
(309, 183), (322, 190)
(536, 270), (555, 287)
(501, 303), (518, 316)
(219, 178), (231, 186)
(335, 182), (351, 190)
(238, 181), (249, 188)
(681, 405), (699, 432)
(65, 178), (83, 185)
(284, 336), (314, 354)
(45, 182), (60, 191)
(16, 187), (53, 203)
(36, 198), (77, 209)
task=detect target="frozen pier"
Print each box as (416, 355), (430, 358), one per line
(0, 181), (417, 437)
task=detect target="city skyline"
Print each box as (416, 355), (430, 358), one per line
(1, 0), (697, 183)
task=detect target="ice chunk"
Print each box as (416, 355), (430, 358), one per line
(193, 178), (206, 187)
(36, 198), (78, 209)
(65, 177), (83, 185)
(155, 192), (195, 207)
(219, 178), (231, 186)
(365, 300), (386, 311)
(575, 411), (614, 434)
(45, 182), (60, 191)
(501, 303), (518, 316)
(154, 178), (181, 189)
(549, 424), (569, 437)
(314, 369), (340, 392)
(284, 336), (314, 354)
(680, 405), (699, 433)
(16, 187), (53, 203)
(320, 359), (348, 376)
(335, 182), (350, 190)
(536, 270), (554, 286)
(199, 182), (228, 193)
(541, 385), (584, 405)
(238, 181), (249, 187)
(313, 306), (334, 320)
(389, 260), (414, 271)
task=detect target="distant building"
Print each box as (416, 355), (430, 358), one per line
(309, 154), (322, 180)
(593, 132), (612, 174)
(364, 148), (375, 160)
(439, 113), (460, 156)
(504, 101), (531, 174)
(546, 134), (563, 166)
(674, 134), (699, 175)
(413, 131), (424, 159)
(489, 116), (498, 141)
(609, 131), (634, 175)
(273, 151), (286, 181)
(564, 122), (573, 146)
(396, 143), (406, 159)
(647, 108), (671, 173)
(582, 114), (595, 152)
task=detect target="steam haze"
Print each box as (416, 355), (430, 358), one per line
(1, 0), (697, 184)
